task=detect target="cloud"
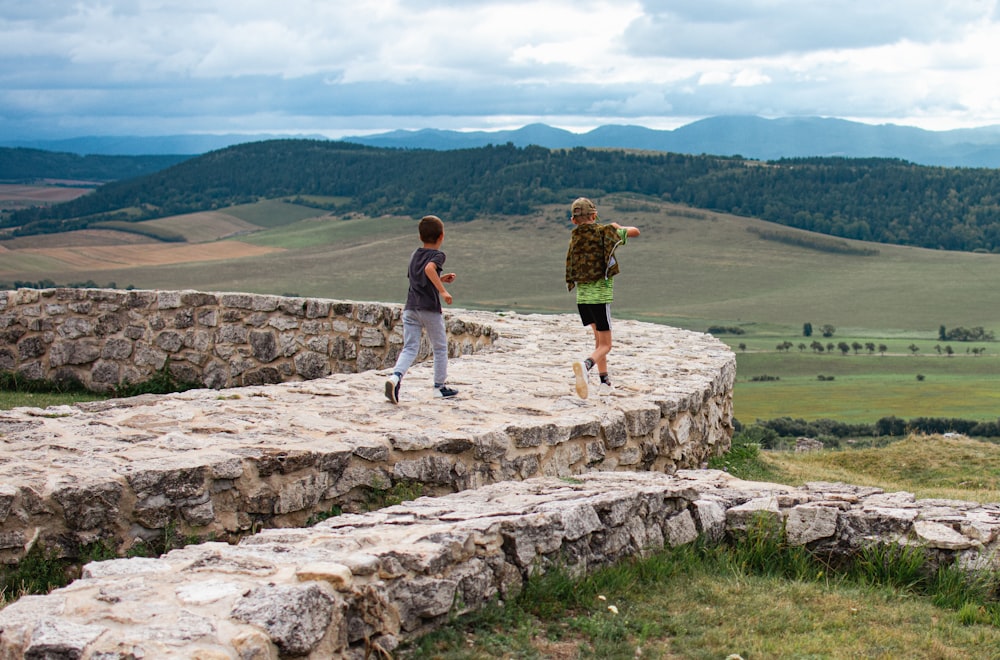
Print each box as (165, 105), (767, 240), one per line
(2, 0), (1000, 139)
(623, 0), (992, 58)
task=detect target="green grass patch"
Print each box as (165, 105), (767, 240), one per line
(403, 517), (1000, 659)
(90, 220), (186, 242)
(222, 199), (330, 228)
(731, 348), (1000, 424)
(0, 361), (201, 411)
(243, 213), (415, 250)
(763, 433), (1000, 502)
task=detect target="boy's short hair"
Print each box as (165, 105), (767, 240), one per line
(571, 197), (597, 218)
(418, 215), (444, 243)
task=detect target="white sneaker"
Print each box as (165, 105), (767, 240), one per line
(572, 360), (589, 399)
(597, 382), (614, 396)
(385, 374), (401, 404)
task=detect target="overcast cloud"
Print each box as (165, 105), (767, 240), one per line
(3, 0), (1000, 140)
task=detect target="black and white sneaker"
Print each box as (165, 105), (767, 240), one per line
(434, 385), (459, 398)
(385, 374), (401, 404)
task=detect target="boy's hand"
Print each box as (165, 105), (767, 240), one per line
(442, 291), (453, 305)
(441, 272), (456, 283)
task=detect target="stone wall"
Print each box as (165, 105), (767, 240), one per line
(0, 288), (497, 391)
(0, 303), (736, 568)
(2, 469), (998, 659)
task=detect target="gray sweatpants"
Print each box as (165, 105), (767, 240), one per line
(391, 309), (449, 386)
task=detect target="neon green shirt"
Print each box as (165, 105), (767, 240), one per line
(574, 228), (628, 304)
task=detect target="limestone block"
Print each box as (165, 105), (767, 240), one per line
(52, 480), (124, 532)
(388, 576), (459, 633)
(691, 499), (727, 542)
(840, 507), (920, 545)
(912, 520), (980, 550)
(249, 329), (278, 362)
(725, 496), (782, 535)
(786, 503), (840, 546)
(295, 351), (331, 379)
(663, 509), (698, 547)
(56, 317), (93, 340)
(221, 293), (254, 310)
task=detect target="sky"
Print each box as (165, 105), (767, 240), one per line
(4, 0), (1000, 141)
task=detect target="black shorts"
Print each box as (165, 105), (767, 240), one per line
(577, 303), (612, 332)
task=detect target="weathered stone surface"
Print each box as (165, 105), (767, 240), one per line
(0, 303), (735, 567)
(4, 470), (1000, 659)
(231, 583), (341, 656)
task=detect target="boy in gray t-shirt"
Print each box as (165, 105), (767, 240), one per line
(384, 215), (458, 403)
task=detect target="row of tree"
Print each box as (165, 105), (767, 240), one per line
(766, 341), (989, 356)
(741, 416), (1000, 441)
(7, 140), (1000, 253)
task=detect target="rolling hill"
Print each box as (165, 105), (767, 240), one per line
(4, 196), (999, 334)
(6, 140), (1000, 254)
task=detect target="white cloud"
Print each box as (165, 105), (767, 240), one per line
(3, 0), (1000, 139)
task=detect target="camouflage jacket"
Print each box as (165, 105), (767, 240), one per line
(565, 223), (624, 291)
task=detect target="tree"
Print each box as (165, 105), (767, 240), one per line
(945, 344), (954, 357)
(865, 342), (876, 354)
(810, 340), (825, 353)
(852, 341), (863, 354)
(838, 341), (851, 355)
(878, 343), (888, 355)
(803, 322), (813, 337)
(939, 324), (947, 341)
(821, 324), (836, 338)
(738, 342), (747, 351)
(827, 342), (835, 353)
(909, 344), (920, 355)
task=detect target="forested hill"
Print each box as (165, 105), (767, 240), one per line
(5, 139), (1000, 253)
(0, 147), (191, 182)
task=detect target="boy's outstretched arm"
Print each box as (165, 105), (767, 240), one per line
(424, 262), (454, 305)
(611, 222), (640, 237)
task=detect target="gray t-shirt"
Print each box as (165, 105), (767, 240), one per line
(404, 247), (446, 312)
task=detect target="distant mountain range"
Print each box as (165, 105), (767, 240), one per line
(6, 116), (1000, 168)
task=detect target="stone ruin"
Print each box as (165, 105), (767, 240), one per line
(0, 288), (735, 570)
(3, 470), (1000, 659)
(1, 289), (998, 658)
(0, 287), (498, 391)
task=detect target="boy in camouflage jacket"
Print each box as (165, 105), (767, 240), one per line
(564, 197), (640, 398)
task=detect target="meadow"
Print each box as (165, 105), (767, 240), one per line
(2, 192), (999, 424)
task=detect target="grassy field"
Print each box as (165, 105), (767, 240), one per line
(2, 193), (999, 423)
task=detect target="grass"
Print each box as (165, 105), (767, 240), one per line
(0, 390), (103, 409)
(399, 432), (1000, 658)
(763, 433), (1000, 503)
(0, 363), (201, 411)
(726, 338), (1000, 424)
(403, 519), (1000, 659)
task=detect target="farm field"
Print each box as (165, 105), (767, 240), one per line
(0, 182), (95, 211)
(2, 194), (999, 423)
